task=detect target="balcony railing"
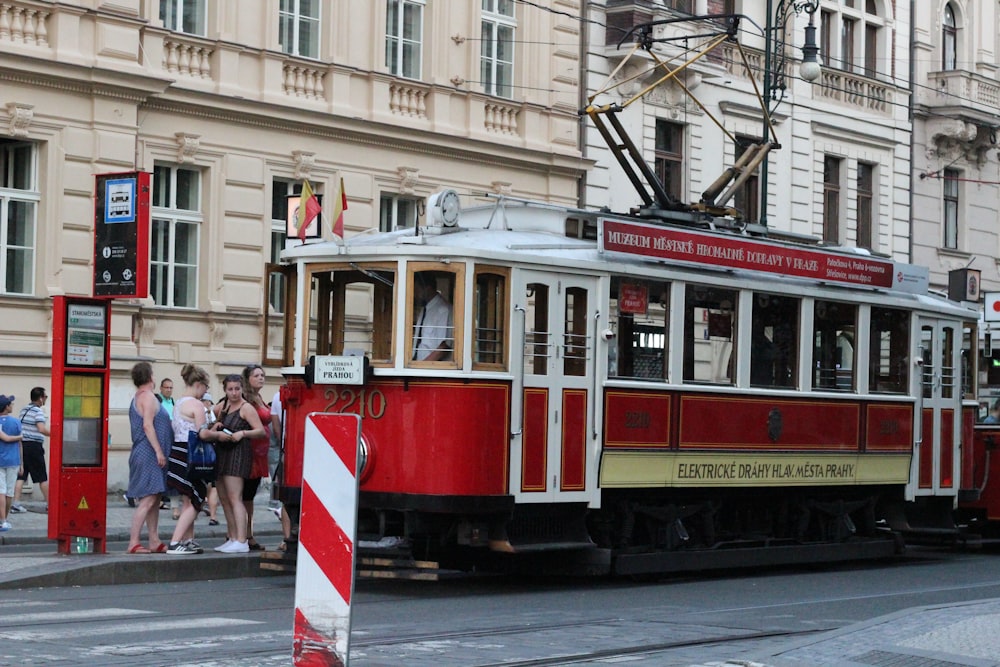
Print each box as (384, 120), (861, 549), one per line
(164, 38), (213, 79)
(925, 70), (1000, 117)
(0, 2), (49, 47)
(283, 62), (325, 100)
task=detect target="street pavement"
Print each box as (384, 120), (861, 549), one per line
(0, 488), (284, 590)
(2, 495), (1000, 667)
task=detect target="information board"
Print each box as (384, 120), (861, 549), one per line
(93, 171), (150, 298)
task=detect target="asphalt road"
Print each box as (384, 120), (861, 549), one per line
(2, 547), (999, 666)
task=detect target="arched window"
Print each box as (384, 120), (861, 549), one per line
(943, 4), (957, 70)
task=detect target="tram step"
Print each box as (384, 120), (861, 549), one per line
(258, 549), (463, 580)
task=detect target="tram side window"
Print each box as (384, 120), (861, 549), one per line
(410, 269), (458, 364)
(564, 286), (589, 377)
(750, 293), (799, 388)
(608, 277), (669, 381)
(963, 324), (976, 399)
(869, 308), (909, 394)
(524, 283), (550, 375)
(683, 284), (737, 385)
(813, 300), (856, 391)
(306, 266), (395, 364)
(474, 267), (508, 370)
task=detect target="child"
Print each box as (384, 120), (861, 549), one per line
(0, 394), (23, 532)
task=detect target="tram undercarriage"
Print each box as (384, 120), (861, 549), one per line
(356, 486), (907, 576)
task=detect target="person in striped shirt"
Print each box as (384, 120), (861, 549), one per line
(11, 387), (49, 513)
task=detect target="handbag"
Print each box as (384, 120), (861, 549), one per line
(186, 429), (217, 482)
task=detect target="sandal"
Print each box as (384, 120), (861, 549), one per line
(208, 518), (219, 526)
(150, 543), (167, 553)
(277, 540), (287, 552)
(247, 540), (265, 551)
(127, 544), (151, 554)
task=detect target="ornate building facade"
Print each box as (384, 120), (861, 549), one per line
(0, 0), (585, 487)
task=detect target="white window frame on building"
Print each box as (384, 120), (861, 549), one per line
(160, 0), (207, 36)
(943, 168), (960, 250)
(856, 161), (875, 249)
(386, 0), (424, 79)
(823, 155), (843, 244)
(270, 178), (296, 313)
(942, 2), (958, 71)
(0, 140), (37, 296)
(151, 164), (202, 309)
(481, 0), (515, 99)
(819, 1), (885, 78)
(380, 192), (421, 232)
(279, 0), (321, 59)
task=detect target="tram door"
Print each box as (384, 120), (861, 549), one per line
(512, 270), (600, 505)
(912, 318), (963, 500)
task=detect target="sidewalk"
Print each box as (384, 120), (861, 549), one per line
(0, 489), (284, 589)
(701, 599), (1000, 667)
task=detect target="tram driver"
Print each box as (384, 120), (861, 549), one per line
(412, 271), (454, 361)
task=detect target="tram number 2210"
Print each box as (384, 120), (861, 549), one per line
(323, 388), (387, 420)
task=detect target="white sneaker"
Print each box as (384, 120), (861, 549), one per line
(10, 503), (26, 513)
(0, 521), (10, 532)
(213, 540), (233, 552)
(219, 540), (250, 554)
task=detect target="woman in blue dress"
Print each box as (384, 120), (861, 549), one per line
(126, 361), (171, 554)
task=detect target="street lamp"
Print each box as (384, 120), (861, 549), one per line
(760, 0), (821, 227)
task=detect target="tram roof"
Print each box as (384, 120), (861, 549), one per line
(281, 199), (977, 320)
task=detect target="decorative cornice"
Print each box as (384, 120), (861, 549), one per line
(292, 150), (315, 180)
(5, 102), (33, 137)
(174, 132), (201, 163)
(397, 166), (419, 194)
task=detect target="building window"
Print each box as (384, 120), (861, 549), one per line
(380, 192), (420, 232)
(655, 120), (684, 203)
(943, 3), (957, 70)
(279, 0), (320, 59)
(270, 179), (297, 313)
(160, 0), (206, 35)
(823, 155), (842, 244)
(733, 135), (760, 223)
(481, 0), (515, 98)
(151, 164), (201, 308)
(943, 168), (960, 249)
(856, 162), (874, 249)
(820, 1), (883, 76)
(386, 0), (424, 79)
(0, 139), (37, 296)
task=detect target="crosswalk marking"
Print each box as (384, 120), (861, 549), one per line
(0, 615), (262, 641)
(0, 607), (154, 624)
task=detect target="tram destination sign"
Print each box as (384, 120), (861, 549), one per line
(601, 218), (928, 293)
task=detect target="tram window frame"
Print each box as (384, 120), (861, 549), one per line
(868, 307), (909, 394)
(301, 263), (397, 367)
(609, 276), (669, 381)
(407, 262), (464, 369)
(683, 284), (737, 385)
(750, 292), (799, 389)
(812, 300), (857, 392)
(264, 262), (296, 367)
(473, 266), (509, 371)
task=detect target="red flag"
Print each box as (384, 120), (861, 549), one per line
(332, 177), (347, 239)
(296, 179), (322, 241)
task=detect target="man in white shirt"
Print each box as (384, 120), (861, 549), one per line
(412, 272), (454, 361)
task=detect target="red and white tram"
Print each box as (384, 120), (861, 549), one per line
(267, 194), (983, 575)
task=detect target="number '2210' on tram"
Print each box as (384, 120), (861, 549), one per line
(268, 196), (980, 576)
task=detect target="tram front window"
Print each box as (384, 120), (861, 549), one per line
(813, 300), (856, 391)
(684, 285), (737, 385)
(609, 277), (669, 381)
(750, 293), (799, 388)
(305, 264), (395, 365)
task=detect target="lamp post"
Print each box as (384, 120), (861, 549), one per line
(759, 0), (821, 227)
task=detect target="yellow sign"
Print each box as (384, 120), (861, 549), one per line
(77, 496), (89, 510)
(600, 451), (912, 488)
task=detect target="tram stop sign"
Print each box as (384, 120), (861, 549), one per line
(93, 171), (150, 299)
